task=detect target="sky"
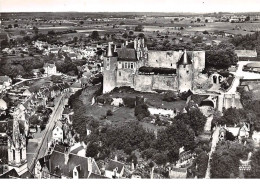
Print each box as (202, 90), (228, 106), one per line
(0, 0), (260, 13)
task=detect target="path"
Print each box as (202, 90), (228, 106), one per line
(205, 126), (220, 178)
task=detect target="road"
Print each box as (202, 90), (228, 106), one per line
(27, 94), (67, 172)
(205, 126), (220, 179)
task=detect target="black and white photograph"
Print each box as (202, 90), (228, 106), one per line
(0, 0), (260, 181)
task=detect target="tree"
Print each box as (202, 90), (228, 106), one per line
(135, 24), (144, 32)
(79, 21), (84, 25)
(193, 151), (209, 178)
(1, 39), (9, 49)
(197, 18), (201, 22)
(122, 32), (128, 39)
(205, 43), (238, 69)
(210, 140), (253, 178)
(86, 142), (99, 158)
(249, 149), (260, 178)
(152, 153), (168, 166)
(8, 24), (12, 29)
(90, 31), (99, 40)
(203, 30), (209, 34)
(129, 31), (134, 36)
(29, 115), (40, 126)
(33, 26), (39, 35)
(175, 108), (207, 136)
(14, 23), (18, 28)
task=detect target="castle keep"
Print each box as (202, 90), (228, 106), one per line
(103, 38), (205, 94)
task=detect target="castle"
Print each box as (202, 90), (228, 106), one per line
(103, 38), (205, 94)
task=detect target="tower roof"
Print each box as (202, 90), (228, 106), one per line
(177, 50), (192, 66)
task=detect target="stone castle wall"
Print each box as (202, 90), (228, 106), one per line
(134, 74), (178, 92)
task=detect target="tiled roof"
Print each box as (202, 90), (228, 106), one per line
(0, 169), (20, 179)
(177, 51), (192, 66)
(48, 150), (91, 178)
(117, 47), (137, 61)
(88, 173), (109, 179)
(105, 160), (124, 173)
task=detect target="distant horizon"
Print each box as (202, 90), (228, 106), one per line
(1, 0), (260, 13)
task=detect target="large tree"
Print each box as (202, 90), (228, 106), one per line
(175, 108), (207, 136)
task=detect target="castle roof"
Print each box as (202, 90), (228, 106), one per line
(117, 47), (137, 61)
(177, 51), (192, 66)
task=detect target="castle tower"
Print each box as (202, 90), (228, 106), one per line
(103, 42), (118, 94)
(177, 50), (193, 93)
(7, 110), (28, 176)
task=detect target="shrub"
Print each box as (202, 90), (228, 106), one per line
(106, 109), (113, 116)
(162, 92), (178, 102)
(123, 97), (136, 108)
(96, 96), (105, 104)
(135, 103), (150, 121)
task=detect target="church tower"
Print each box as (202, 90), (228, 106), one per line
(177, 50), (193, 93)
(7, 109), (28, 176)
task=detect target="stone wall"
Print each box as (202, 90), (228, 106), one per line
(134, 74), (154, 92)
(134, 74), (178, 92)
(146, 50), (181, 68)
(116, 69), (135, 88)
(192, 51), (205, 74)
(152, 75), (178, 91)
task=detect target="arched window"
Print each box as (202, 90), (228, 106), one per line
(213, 75), (217, 84)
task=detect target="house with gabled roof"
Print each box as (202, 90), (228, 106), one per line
(105, 159), (125, 178)
(34, 144), (103, 179)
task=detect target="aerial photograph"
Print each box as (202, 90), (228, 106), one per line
(0, 0), (260, 180)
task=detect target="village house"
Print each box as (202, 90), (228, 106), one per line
(43, 63), (57, 76)
(104, 159), (125, 179)
(0, 76), (12, 92)
(34, 144), (102, 179)
(52, 121), (64, 143)
(0, 99), (7, 111)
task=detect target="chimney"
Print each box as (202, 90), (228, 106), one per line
(114, 155), (117, 161)
(141, 38), (145, 47)
(114, 44), (117, 52)
(87, 157), (92, 173)
(150, 166), (154, 179)
(134, 38), (137, 50)
(131, 160), (135, 171)
(125, 40), (128, 46)
(107, 42), (113, 57)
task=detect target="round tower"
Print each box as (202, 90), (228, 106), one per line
(177, 50), (193, 93)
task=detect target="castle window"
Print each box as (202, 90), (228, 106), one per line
(13, 149), (15, 161)
(124, 63), (128, 69)
(128, 62), (130, 69)
(171, 63), (172, 67)
(119, 71), (121, 76)
(20, 149), (23, 160)
(186, 70), (189, 74)
(130, 63), (134, 69)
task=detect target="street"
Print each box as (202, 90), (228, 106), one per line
(27, 94), (67, 172)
